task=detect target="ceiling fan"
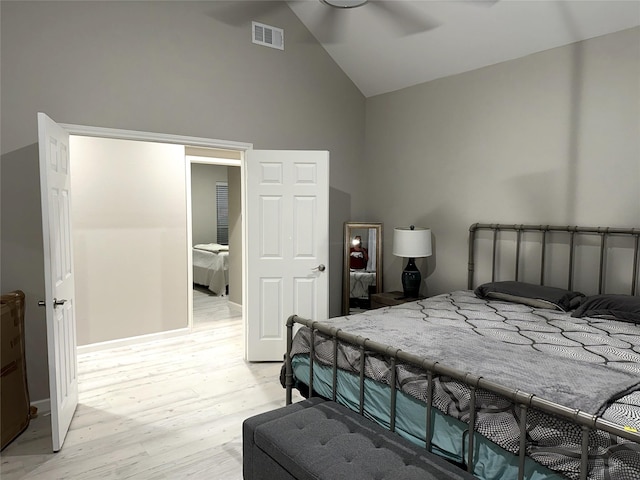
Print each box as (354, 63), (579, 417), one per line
(211, 0), (441, 44)
(321, 0), (368, 7)
(316, 0), (440, 42)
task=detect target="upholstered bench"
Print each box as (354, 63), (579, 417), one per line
(243, 398), (477, 480)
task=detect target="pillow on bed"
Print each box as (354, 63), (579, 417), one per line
(474, 281), (585, 312)
(571, 294), (640, 323)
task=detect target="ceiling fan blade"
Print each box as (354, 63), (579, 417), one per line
(467, 0), (500, 7)
(207, 1), (287, 27)
(311, 4), (349, 44)
(367, 1), (441, 37)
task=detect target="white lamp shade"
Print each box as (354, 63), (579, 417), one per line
(393, 227), (432, 258)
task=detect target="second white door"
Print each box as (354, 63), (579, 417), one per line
(245, 150), (329, 361)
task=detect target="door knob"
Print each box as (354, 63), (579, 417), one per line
(39, 299), (67, 308)
(54, 298), (67, 308)
(312, 264), (326, 272)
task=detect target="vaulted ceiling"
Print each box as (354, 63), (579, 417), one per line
(286, 0), (640, 97)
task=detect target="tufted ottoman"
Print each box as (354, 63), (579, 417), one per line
(243, 398), (476, 480)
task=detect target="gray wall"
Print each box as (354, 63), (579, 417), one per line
(1, 1), (365, 402)
(191, 163), (229, 246)
(363, 27), (640, 297)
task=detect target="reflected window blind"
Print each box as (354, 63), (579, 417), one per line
(216, 182), (229, 245)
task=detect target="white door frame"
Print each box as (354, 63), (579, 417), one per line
(61, 123), (253, 346)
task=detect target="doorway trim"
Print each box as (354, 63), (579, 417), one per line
(62, 123), (252, 347)
(61, 124), (252, 152)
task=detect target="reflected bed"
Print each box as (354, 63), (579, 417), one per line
(349, 269), (376, 300)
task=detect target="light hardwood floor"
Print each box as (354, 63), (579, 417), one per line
(1, 290), (300, 479)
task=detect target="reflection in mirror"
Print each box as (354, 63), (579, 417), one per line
(343, 222), (383, 315)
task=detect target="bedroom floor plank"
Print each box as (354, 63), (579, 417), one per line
(0, 294), (300, 480)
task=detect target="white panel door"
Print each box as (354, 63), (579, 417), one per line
(38, 112), (78, 452)
(246, 150), (329, 361)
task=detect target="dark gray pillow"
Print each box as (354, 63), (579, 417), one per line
(474, 281), (585, 312)
(571, 294), (640, 324)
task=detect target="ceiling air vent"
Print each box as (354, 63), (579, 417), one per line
(252, 21), (284, 50)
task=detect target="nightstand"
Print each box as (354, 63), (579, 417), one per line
(370, 291), (425, 309)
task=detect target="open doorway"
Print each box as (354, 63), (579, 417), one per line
(69, 135), (246, 351)
(39, 116), (329, 452)
(187, 148), (242, 331)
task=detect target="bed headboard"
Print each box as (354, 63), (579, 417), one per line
(468, 223), (640, 296)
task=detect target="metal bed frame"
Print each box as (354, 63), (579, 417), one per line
(284, 223), (640, 480)
(468, 223), (640, 295)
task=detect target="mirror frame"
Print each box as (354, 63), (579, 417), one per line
(343, 222), (383, 315)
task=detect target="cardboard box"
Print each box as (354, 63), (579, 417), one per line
(1, 290), (30, 451)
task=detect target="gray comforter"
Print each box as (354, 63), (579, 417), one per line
(289, 290), (640, 480)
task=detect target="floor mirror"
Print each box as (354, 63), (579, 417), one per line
(343, 222), (383, 315)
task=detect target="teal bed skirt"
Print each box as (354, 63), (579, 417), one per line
(292, 355), (564, 480)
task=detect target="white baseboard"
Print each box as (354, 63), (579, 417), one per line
(228, 301), (242, 313)
(78, 328), (190, 354)
(30, 398), (51, 414)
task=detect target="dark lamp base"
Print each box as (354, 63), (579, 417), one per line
(401, 258), (421, 298)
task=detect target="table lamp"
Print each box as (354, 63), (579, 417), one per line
(393, 225), (432, 298)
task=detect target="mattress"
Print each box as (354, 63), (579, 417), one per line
(288, 291), (640, 480)
(192, 247), (229, 295)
